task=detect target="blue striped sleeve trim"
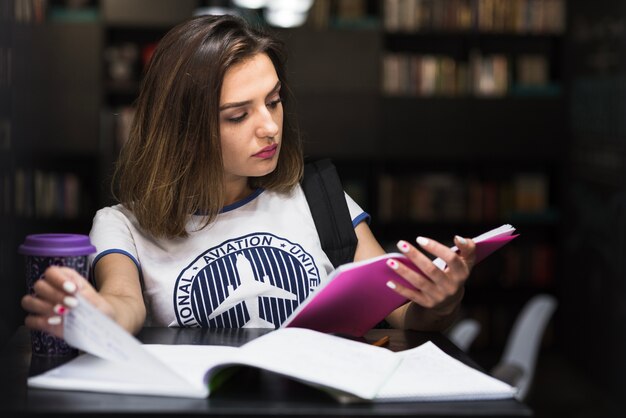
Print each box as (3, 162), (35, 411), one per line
(353, 212), (371, 227)
(92, 249), (144, 290)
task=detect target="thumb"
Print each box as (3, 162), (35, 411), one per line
(454, 235), (476, 270)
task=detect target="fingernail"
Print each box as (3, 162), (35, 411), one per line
(386, 259), (399, 270)
(397, 240), (410, 253)
(53, 304), (67, 315)
(386, 281), (397, 290)
(47, 316), (62, 325)
(455, 235), (467, 245)
(63, 296), (79, 308)
(63, 281), (77, 294)
(416, 236), (429, 247)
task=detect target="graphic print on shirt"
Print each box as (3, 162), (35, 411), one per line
(173, 232), (320, 328)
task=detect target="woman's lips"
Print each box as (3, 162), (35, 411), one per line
(253, 144), (278, 159)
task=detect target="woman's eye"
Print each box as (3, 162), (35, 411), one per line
(267, 98), (282, 109)
(228, 113), (247, 123)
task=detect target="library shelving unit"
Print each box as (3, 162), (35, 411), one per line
(2, 1), (103, 342)
(287, 0), (566, 353)
(10, 15), (102, 233)
(378, 0), (565, 351)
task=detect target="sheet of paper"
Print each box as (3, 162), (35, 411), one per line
(63, 294), (173, 374)
(375, 341), (516, 401)
(28, 344), (241, 398)
(237, 327), (400, 400)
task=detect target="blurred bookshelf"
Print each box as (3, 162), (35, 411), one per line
(10, 3), (102, 230)
(291, 0), (566, 353)
(2, 0), (104, 344)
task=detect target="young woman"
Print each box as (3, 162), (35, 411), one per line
(22, 14), (476, 338)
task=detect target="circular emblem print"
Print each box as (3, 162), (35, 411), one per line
(173, 233), (320, 328)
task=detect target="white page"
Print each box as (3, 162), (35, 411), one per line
(433, 224), (515, 269)
(28, 354), (206, 398)
(62, 294), (191, 386)
(471, 224), (515, 242)
(376, 341), (517, 401)
(236, 328), (400, 400)
(144, 344), (241, 389)
(28, 344), (242, 398)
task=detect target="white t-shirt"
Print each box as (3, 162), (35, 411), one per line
(89, 185), (369, 328)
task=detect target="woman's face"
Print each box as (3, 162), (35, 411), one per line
(219, 52), (283, 185)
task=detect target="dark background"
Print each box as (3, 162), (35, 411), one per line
(1, 1), (624, 416)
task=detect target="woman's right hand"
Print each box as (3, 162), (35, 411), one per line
(21, 266), (115, 339)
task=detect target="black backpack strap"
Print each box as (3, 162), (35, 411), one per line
(301, 159), (358, 268)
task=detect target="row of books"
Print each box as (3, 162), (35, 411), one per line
(377, 172), (550, 223)
(2, 169), (84, 219)
(13, 0), (98, 24)
(382, 52), (552, 97)
(383, 0), (565, 34)
(13, 0), (48, 24)
(306, 0), (378, 29)
(471, 242), (555, 289)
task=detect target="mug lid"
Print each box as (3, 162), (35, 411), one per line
(18, 234), (97, 257)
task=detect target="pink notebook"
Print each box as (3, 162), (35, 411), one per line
(282, 224), (518, 337)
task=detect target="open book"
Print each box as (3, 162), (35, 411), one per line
(29, 322), (516, 401)
(283, 224), (518, 336)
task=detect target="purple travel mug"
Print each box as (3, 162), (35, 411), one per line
(19, 234), (96, 357)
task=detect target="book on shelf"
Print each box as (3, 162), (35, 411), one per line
(408, 173), (466, 222)
(29, 293), (516, 401)
(1, 172), (10, 216)
(471, 240), (555, 289)
(307, 0), (332, 29)
(530, 243), (554, 287)
(501, 246), (523, 287)
(517, 54), (550, 87)
(513, 173), (548, 214)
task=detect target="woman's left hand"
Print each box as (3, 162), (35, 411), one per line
(385, 235), (476, 318)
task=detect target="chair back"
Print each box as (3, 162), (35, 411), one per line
(447, 318), (481, 351)
(492, 294), (558, 400)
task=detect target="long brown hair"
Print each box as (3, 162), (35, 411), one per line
(112, 14), (303, 238)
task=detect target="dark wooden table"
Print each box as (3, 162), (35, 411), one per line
(0, 327), (532, 417)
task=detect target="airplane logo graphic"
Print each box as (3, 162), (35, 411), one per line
(208, 254), (297, 328)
